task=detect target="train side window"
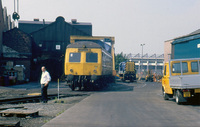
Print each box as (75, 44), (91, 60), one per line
(191, 61), (198, 72)
(182, 62), (188, 73)
(86, 53), (98, 63)
(69, 53), (81, 62)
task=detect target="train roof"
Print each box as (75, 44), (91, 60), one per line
(67, 41), (102, 49)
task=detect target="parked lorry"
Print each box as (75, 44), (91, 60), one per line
(118, 61), (136, 82)
(162, 58), (200, 104)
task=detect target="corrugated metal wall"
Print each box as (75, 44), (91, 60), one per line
(172, 38), (200, 59)
(30, 17), (90, 80)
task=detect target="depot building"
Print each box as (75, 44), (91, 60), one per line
(164, 29), (200, 62)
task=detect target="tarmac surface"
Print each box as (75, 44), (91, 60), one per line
(2, 81), (200, 127)
(42, 81), (200, 127)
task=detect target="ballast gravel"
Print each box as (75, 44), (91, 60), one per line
(0, 96), (88, 127)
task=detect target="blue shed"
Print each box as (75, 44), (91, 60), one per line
(172, 30), (200, 59)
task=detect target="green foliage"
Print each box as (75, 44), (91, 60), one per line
(56, 110), (65, 116)
(44, 120), (49, 123)
(115, 52), (127, 71)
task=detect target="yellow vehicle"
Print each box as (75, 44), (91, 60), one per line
(118, 61), (136, 82)
(64, 36), (115, 90)
(162, 58), (200, 104)
(145, 70), (153, 82)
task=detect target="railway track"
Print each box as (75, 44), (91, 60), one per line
(0, 93), (89, 104)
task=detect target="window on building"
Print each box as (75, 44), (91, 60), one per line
(56, 45), (61, 50)
(39, 44), (42, 47)
(69, 53), (81, 62)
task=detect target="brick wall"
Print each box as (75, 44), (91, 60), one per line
(164, 40), (173, 62)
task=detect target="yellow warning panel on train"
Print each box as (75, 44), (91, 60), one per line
(195, 89), (200, 93)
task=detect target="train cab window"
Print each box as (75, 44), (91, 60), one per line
(86, 53), (98, 63)
(191, 61), (198, 72)
(69, 53), (81, 62)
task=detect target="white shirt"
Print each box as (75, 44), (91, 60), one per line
(40, 71), (51, 84)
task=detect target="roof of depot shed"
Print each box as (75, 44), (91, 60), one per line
(172, 29), (200, 44)
(3, 28), (33, 53)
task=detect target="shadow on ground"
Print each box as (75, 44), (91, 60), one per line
(168, 97), (200, 106)
(82, 82), (134, 92)
(103, 82), (134, 92)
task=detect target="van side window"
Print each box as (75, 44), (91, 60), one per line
(182, 62), (188, 73)
(191, 61), (198, 72)
(172, 63), (181, 73)
(164, 65), (166, 75)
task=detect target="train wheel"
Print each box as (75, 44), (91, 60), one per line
(78, 83), (82, 91)
(102, 79), (107, 87)
(70, 81), (75, 91)
(71, 83), (75, 91)
(98, 79), (104, 89)
(83, 82), (88, 90)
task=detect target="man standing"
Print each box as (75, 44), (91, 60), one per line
(40, 66), (51, 103)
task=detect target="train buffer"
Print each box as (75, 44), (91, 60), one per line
(0, 109), (39, 118)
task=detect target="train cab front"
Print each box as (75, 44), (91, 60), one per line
(64, 47), (102, 90)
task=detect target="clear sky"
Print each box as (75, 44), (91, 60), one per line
(2, 0), (200, 55)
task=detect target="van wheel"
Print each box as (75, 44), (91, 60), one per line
(176, 90), (182, 105)
(162, 87), (169, 100)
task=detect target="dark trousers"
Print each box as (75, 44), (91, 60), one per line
(41, 84), (48, 102)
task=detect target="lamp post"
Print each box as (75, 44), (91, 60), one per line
(140, 44), (145, 79)
(13, 0), (20, 27)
